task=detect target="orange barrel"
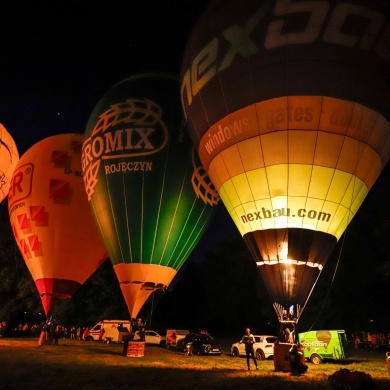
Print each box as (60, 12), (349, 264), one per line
(126, 341), (145, 357)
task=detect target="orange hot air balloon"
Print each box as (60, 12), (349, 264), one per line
(0, 123), (19, 203)
(8, 133), (107, 316)
(180, 0), (390, 327)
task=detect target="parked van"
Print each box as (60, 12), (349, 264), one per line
(87, 319), (131, 342)
(298, 330), (349, 364)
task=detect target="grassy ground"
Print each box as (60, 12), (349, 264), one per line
(0, 337), (389, 390)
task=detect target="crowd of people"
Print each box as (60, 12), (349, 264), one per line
(0, 320), (95, 343)
(350, 331), (390, 352)
(0, 321), (40, 338)
(39, 323), (98, 344)
(0, 317), (147, 346)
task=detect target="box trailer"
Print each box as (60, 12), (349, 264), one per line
(298, 330), (349, 364)
(166, 329), (190, 349)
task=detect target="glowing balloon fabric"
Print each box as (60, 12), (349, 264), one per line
(180, 0), (390, 320)
(0, 123), (19, 202)
(82, 73), (218, 319)
(8, 133), (107, 316)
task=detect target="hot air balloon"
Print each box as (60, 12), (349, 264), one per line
(180, 0), (390, 332)
(82, 73), (219, 320)
(0, 123), (19, 203)
(8, 133), (108, 317)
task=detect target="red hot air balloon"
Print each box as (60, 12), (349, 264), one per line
(0, 123), (19, 203)
(8, 133), (107, 317)
(180, 0), (390, 329)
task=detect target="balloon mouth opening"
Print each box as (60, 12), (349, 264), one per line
(40, 292), (71, 299)
(256, 259), (323, 270)
(120, 281), (166, 291)
(142, 282), (165, 291)
(141, 282), (166, 291)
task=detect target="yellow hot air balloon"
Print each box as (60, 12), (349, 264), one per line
(0, 123), (19, 203)
(180, 0), (390, 329)
(8, 133), (107, 316)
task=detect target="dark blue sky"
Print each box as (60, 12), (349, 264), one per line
(0, 0), (243, 273)
(0, 2), (210, 155)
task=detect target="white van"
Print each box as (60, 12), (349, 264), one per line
(87, 319), (131, 342)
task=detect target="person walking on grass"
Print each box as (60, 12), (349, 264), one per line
(240, 327), (258, 370)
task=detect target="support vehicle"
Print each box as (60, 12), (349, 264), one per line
(231, 335), (278, 360)
(87, 319), (131, 342)
(133, 330), (166, 345)
(298, 330), (349, 364)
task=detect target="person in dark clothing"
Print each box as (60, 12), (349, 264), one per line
(240, 328), (258, 370)
(289, 344), (308, 375)
(53, 324), (62, 345)
(123, 333), (129, 356)
(122, 330), (135, 356)
(139, 327), (146, 342)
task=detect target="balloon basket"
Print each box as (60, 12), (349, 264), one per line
(126, 341), (145, 357)
(274, 343), (293, 372)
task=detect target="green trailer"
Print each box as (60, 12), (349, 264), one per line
(298, 330), (349, 364)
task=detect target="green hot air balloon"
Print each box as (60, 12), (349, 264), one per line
(82, 73), (219, 319)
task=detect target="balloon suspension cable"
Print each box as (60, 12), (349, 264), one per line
(148, 290), (155, 330)
(298, 266), (324, 323)
(307, 229), (347, 331)
(307, 103), (362, 331)
(141, 288), (166, 329)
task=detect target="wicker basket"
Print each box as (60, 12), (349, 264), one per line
(274, 343), (293, 372)
(126, 341), (145, 357)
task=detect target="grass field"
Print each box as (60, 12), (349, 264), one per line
(0, 337), (389, 389)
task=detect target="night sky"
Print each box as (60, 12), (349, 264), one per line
(0, 2), (210, 155)
(1, 1), (237, 251)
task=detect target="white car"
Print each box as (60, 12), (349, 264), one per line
(133, 330), (166, 345)
(231, 335), (278, 360)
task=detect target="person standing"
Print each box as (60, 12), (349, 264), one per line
(240, 328), (258, 370)
(139, 327), (146, 342)
(53, 324), (62, 345)
(99, 327), (105, 343)
(83, 327), (90, 341)
(76, 326), (81, 341)
(285, 327), (294, 343)
(288, 344), (308, 375)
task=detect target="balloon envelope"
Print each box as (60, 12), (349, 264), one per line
(82, 73), (219, 319)
(180, 0), (390, 320)
(8, 133), (107, 316)
(0, 123), (19, 203)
